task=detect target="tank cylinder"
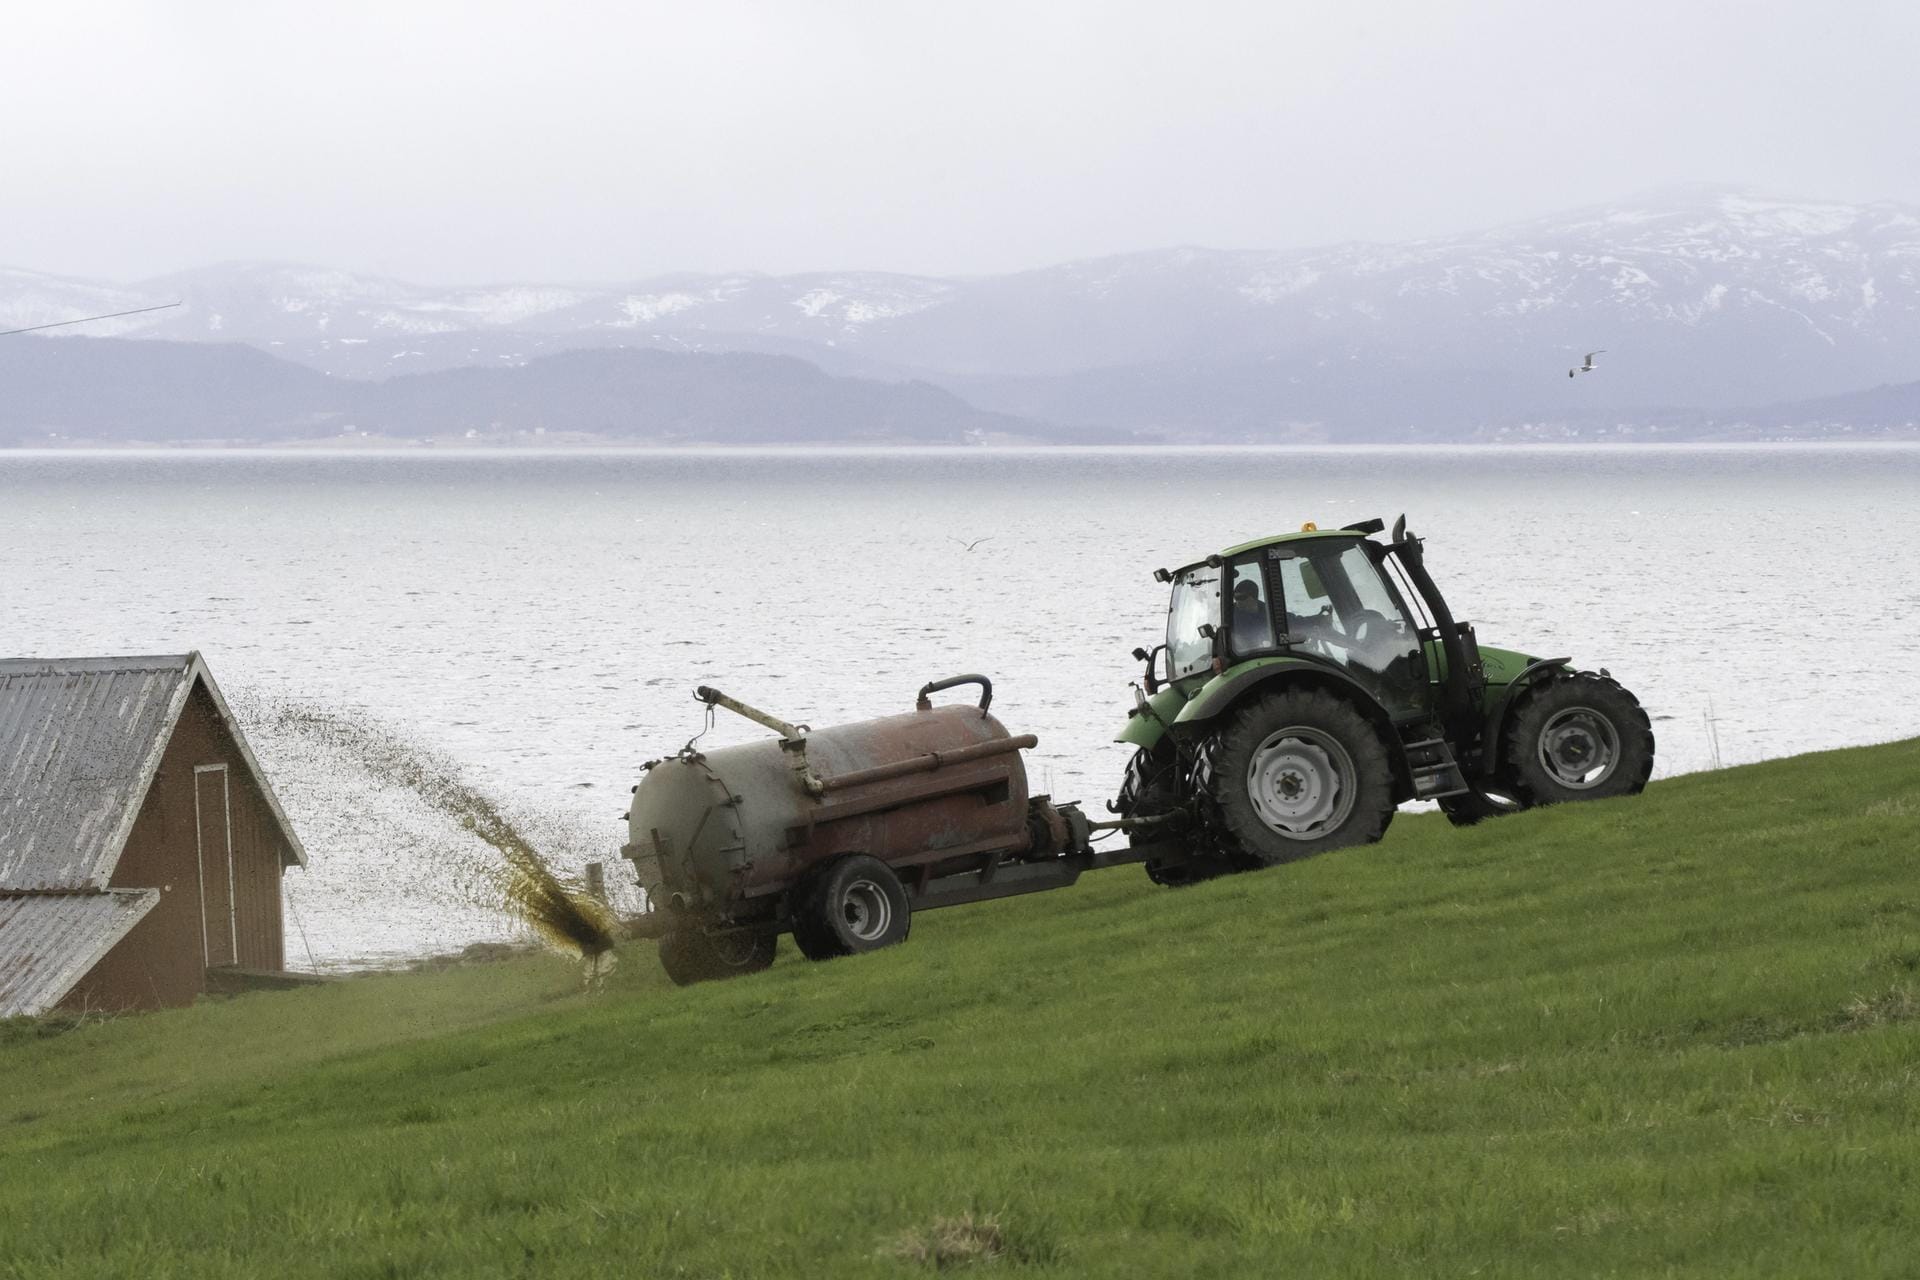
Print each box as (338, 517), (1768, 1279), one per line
(626, 702), (1034, 911)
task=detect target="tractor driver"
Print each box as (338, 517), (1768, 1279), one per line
(1230, 577), (1273, 653)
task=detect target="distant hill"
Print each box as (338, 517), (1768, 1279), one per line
(1713, 378), (1920, 437)
(0, 337), (1058, 445)
(9, 186), (1920, 440)
(0, 332), (342, 441)
(351, 347), (1048, 444)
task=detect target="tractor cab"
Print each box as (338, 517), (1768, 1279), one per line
(1148, 522), (1451, 727)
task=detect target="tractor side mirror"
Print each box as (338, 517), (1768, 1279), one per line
(1132, 643), (1166, 694)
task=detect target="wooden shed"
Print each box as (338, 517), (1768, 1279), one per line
(0, 653), (307, 1017)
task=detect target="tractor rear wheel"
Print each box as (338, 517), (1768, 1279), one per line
(792, 855), (912, 960)
(1205, 688), (1396, 868)
(658, 927), (777, 986)
(1504, 672), (1655, 806)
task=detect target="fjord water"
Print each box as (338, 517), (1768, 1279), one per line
(4, 446), (1916, 966)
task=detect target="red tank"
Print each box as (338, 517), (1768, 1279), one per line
(621, 676), (1106, 984)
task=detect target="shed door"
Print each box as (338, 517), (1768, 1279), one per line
(195, 765), (237, 968)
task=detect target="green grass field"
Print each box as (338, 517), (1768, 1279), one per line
(5, 739), (1919, 1278)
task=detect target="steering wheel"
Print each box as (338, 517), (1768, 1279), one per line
(1346, 609), (1392, 646)
(1302, 609), (1399, 660)
(1291, 607), (1355, 657)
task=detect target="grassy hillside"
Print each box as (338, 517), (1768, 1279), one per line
(4, 739), (1919, 1278)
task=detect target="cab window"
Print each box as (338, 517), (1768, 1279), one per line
(1228, 559), (1274, 656)
(1165, 568), (1219, 680)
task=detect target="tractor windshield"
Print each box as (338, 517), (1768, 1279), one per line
(1166, 567), (1219, 680)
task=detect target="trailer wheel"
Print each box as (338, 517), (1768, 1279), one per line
(1504, 673), (1655, 807)
(658, 928), (777, 986)
(1206, 688), (1395, 867)
(792, 855), (912, 960)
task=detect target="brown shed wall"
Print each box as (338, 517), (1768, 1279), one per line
(61, 680), (287, 1012)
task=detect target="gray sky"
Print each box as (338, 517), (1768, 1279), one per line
(5, 0), (1918, 285)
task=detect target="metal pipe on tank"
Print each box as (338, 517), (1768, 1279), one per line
(817, 734), (1039, 792)
(693, 685), (826, 796)
(693, 686), (808, 740)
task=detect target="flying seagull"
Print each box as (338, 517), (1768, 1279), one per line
(951, 537), (993, 552)
(1568, 350), (1606, 378)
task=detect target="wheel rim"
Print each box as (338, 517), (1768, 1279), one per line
(711, 932), (762, 968)
(1245, 726), (1356, 839)
(840, 878), (893, 942)
(1537, 706), (1621, 790)
(1476, 786), (1523, 812)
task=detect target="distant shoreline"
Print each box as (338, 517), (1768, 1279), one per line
(6, 437), (1920, 456)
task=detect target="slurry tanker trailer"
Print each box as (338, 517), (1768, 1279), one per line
(623, 517), (1654, 984)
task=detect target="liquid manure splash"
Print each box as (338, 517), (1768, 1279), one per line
(262, 703), (620, 961)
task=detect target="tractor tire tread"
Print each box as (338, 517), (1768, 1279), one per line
(791, 854), (911, 961)
(789, 868), (844, 961)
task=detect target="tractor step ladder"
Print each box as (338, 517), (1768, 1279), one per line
(1402, 738), (1470, 800)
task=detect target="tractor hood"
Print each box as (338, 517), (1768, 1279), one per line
(1476, 645), (1540, 688)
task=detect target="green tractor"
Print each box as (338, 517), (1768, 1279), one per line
(1113, 516), (1655, 881)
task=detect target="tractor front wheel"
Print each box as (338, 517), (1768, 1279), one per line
(1504, 673), (1655, 806)
(1206, 688), (1396, 868)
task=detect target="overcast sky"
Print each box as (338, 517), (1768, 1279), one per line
(5, 1), (1918, 285)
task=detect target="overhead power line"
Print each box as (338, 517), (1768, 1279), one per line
(0, 301), (181, 338)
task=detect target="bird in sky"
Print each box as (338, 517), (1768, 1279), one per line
(1568, 350), (1606, 378)
(952, 537), (993, 552)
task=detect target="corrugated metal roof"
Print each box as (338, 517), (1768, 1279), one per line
(0, 889), (159, 1018)
(0, 656), (192, 889)
(0, 652), (306, 891)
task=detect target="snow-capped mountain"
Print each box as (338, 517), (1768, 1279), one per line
(9, 186), (1920, 437)
(903, 185), (1920, 427)
(0, 262), (952, 381)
